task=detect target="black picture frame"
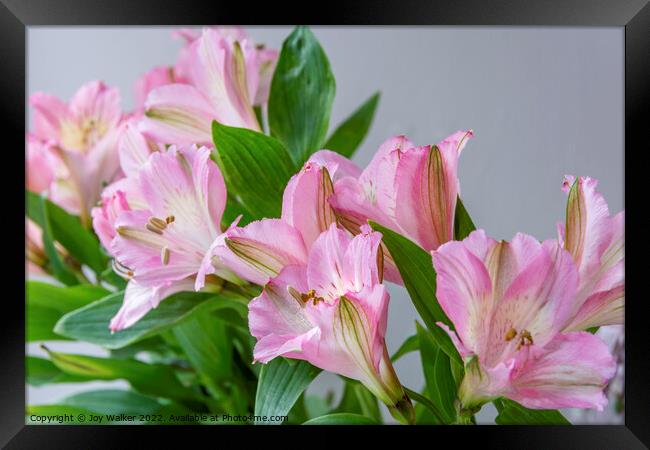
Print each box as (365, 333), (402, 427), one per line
(3, 0), (648, 447)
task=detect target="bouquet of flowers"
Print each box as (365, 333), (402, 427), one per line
(26, 26), (624, 425)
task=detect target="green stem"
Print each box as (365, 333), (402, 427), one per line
(403, 387), (446, 424)
(388, 391), (416, 425)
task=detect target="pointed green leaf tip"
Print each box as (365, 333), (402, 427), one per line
(268, 26), (336, 165)
(325, 91), (381, 158)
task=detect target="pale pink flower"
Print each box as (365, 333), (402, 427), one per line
(134, 66), (176, 114)
(306, 130), (472, 283)
(28, 81), (124, 223)
(26, 219), (47, 276)
(196, 159), (339, 288)
(249, 224), (414, 423)
(557, 176), (624, 332)
(331, 131), (472, 249)
(26, 134), (57, 194)
(432, 230), (616, 412)
(91, 144), (235, 332)
(91, 187), (132, 251)
(141, 27), (277, 146)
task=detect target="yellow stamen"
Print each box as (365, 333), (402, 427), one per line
(516, 329), (534, 350)
(505, 328), (517, 341)
(300, 289), (325, 305)
(149, 217), (167, 230)
(145, 223), (164, 235)
(161, 247), (170, 265)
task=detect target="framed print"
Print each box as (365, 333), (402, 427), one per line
(3, 0), (648, 447)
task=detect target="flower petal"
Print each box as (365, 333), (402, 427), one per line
(92, 188), (130, 251)
(26, 135), (56, 193)
(118, 123), (153, 177)
(281, 162), (336, 249)
(509, 332), (616, 411)
(68, 81), (122, 133)
(564, 285), (624, 332)
(252, 46), (278, 106)
(249, 265), (318, 363)
(432, 231), (494, 357)
(215, 219), (309, 286)
(342, 225), (383, 291)
(138, 146), (224, 249)
(112, 210), (201, 285)
(134, 65), (176, 113)
(194, 217), (244, 290)
(109, 279), (195, 332)
(111, 146), (225, 285)
(394, 130), (472, 251)
(308, 150), (362, 181)
(564, 176), (612, 279)
(358, 136), (412, 220)
(142, 84), (214, 145)
(29, 92), (68, 141)
(483, 237), (577, 366)
(303, 287), (394, 403)
(307, 224), (353, 301)
(189, 28), (259, 130)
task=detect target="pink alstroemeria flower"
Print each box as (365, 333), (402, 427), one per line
(26, 219), (48, 277)
(197, 159), (342, 288)
(296, 131), (472, 283)
(91, 123), (156, 249)
(26, 135), (57, 194)
(432, 230), (616, 413)
(249, 224), (414, 424)
(29, 81), (124, 224)
(91, 143), (235, 332)
(141, 27), (277, 145)
(330, 131), (472, 249)
(557, 176), (624, 332)
(134, 66), (176, 114)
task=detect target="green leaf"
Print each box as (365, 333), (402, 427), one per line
(35, 193), (78, 285)
(268, 26), (336, 164)
(416, 322), (458, 424)
(391, 334), (419, 362)
(211, 121), (296, 219)
(331, 380), (382, 423)
(109, 336), (169, 360)
(173, 310), (233, 396)
(303, 413), (378, 425)
(28, 304), (72, 341)
(355, 384), (382, 422)
(303, 394), (332, 419)
(54, 289), (248, 349)
(26, 282), (110, 342)
(27, 356), (93, 386)
(254, 358), (321, 425)
(324, 92), (380, 158)
(221, 192), (255, 229)
(27, 190), (107, 273)
(43, 348), (197, 402)
(62, 389), (162, 416)
(494, 398), (570, 425)
(369, 221), (461, 366)
(454, 196), (476, 241)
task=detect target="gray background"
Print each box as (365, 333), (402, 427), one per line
(27, 26), (624, 423)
